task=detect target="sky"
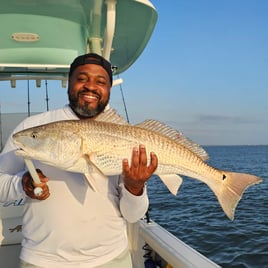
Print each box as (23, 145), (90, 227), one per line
(1, 0), (268, 145)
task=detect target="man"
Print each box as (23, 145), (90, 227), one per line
(0, 53), (158, 267)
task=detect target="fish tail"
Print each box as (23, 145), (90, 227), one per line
(214, 171), (262, 220)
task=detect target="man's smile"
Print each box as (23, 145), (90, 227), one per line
(79, 92), (100, 102)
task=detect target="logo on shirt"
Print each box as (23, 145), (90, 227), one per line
(3, 198), (25, 207)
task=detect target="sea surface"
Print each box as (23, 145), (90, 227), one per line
(146, 145), (268, 268)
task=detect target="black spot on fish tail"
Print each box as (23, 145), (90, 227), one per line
(222, 174), (227, 180)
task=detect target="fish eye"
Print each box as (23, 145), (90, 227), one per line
(31, 131), (38, 139)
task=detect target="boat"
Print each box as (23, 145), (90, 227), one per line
(0, 1), (221, 267)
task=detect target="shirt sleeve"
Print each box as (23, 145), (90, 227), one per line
(0, 133), (26, 202)
(119, 178), (149, 223)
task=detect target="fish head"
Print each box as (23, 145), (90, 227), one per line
(13, 122), (83, 169)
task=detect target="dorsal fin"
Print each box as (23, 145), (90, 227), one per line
(135, 120), (209, 160)
(95, 106), (128, 125)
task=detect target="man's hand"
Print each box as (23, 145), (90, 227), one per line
(122, 145), (158, 196)
(22, 169), (50, 200)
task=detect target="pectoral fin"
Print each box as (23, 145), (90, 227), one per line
(67, 154), (107, 192)
(158, 174), (183, 195)
(82, 154), (109, 192)
(83, 173), (99, 192)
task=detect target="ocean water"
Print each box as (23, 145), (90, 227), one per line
(146, 145), (268, 268)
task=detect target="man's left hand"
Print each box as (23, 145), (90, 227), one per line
(122, 145), (158, 195)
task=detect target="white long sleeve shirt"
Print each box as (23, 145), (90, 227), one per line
(0, 105), (149, 267)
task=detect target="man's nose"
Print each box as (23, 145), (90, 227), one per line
(83, 80), (96, 90)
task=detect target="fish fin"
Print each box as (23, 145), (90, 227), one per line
(211, 171), (262, 220)
(135, 120), (209, 161)
(83, 173), (99, 192)
(68, 156), (95, 173)
(94, 106), (128, 125)
(82, 154), (107, 175)
(82, 154), (110, 192)
(70, 155), (107, 192)
(158, 174), (183, 195)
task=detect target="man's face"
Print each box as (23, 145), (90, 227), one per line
(68, 64), (111, 118)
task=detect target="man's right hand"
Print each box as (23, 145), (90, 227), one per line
(22, 169), (50, 200)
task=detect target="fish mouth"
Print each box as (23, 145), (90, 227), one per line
(15, 148), (29, 158)
(15, 148), (45, 165)
(13, 143), (33, 159)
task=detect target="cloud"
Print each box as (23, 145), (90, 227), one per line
(195, 114), (260, 125)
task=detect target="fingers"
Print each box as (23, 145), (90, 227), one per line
(139, 145), (149, 168)
(122, 158), (130, 175)
(36, 169), (49, 183)
(131, 146), (146, 177)
(122, 145), (158, 196)
(148, 151), (158, 174)
(131, 146), (140, 170)
(122, 145), (158, 180)
(22, 170), (50, 200)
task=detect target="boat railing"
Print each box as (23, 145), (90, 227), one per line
(128, 219), (221, 268)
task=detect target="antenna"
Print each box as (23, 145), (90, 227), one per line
(27, 80), (31, 117)
(116, 75), (130, 123)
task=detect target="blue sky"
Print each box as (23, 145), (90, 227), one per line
(1, 0), (268, 145)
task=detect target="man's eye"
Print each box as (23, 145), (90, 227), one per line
(77, 77), (87, 82)
(97, 80), (106, 85)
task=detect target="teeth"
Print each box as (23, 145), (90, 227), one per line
(83, 95), (98, 100)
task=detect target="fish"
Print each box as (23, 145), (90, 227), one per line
(12, 109), (262, 220)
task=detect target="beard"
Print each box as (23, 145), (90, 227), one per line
(68, 89), (110, 118)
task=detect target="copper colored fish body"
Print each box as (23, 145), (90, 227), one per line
(13, 115), (262, 220)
